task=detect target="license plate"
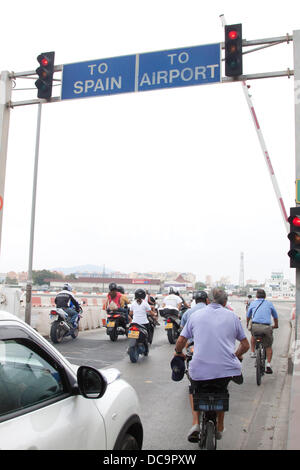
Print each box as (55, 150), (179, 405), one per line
(165, 322), (173, 329)
(128, 330), (139, 339)
(107, 321), (115, 328)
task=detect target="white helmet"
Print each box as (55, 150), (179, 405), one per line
(63, 283), (72, 292)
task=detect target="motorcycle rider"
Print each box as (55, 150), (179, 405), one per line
(54, 283), (81, 326)
(180, 291), (209, 329)
(105, 282), (122, 311)
(146, 290), (160, 326)
(129, 289), (156, 340)
(162, 286), (183, 313)
(117, 285), (130, 324)
(105, 282), (129, 324)
(174, 289), (189, 311)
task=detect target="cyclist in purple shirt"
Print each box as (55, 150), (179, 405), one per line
(174, 288), (249, 443)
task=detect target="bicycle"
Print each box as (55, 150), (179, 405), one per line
(185, 343), (232, 450)
(192, 390), (229, 450)
(254, 335), (266, 386)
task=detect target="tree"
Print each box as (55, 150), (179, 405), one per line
(195, 281), (207, 290)
(32, 270), (64, 286)
(5, 276), (17, 285)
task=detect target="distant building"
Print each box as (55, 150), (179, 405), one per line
(264, 272), (294, 298)
(48, 277), (161, 294)
(164, 274), (193, 292)
(6, 271), (17, 280)
(245, 279), (258, 286)
(205, 275), (212, 288)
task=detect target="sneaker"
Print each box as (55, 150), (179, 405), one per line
(265, 366), (273, 374)
(250, 352), (256, 358)
(187, 424), (200, 443)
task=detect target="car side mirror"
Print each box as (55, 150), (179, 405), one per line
(77, 366), (107, 399)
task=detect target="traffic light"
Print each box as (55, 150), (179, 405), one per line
(225, 24), (243, 77)
(35, 51), (55, 99)
(288, 207), (300, 268)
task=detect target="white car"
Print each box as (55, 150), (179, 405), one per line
(0, 311), (143, 450)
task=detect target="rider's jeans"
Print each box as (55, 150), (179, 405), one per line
(64, 308), (78, 325)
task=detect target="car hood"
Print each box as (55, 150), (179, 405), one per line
(70, 364), (121, 385)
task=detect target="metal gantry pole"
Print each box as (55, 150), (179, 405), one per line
(24, 102), (42, 325)
(0, 71), (12, 258)
(293, 30), (300, 341)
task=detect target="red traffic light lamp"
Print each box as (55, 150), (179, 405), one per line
(35, 52), (55, 99)
(225, 24), (243, 77)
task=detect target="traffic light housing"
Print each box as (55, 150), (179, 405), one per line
(225, 24), (243, 77)
(35, 51), (55, 99)
(288, 207), (300, 268)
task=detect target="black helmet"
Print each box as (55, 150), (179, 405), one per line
(109, 282), (117, 291)
(194, 291), (208, 302)
(117, 285), (125, 294)
(135, 288), (146, 300)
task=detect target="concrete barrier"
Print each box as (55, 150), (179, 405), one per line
(0, 291), (108, 337)
(25, 304), (107, 337)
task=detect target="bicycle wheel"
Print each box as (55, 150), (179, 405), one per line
(198, 413), (206, 449)
(256, 345), (262, 386)
(205, 421), (217, 450)
(261, 346), (266, 375)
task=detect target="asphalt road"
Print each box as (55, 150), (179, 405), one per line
(47, 299), (293, 451)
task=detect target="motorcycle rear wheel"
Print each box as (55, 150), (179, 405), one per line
(167, 326), (177, 344)
(109, 328), (118, 342)
(71, 327), (79, 339)
(50, 322), (65, 344)
(128, 345), (139, 363)
(148, 326), (154, 345)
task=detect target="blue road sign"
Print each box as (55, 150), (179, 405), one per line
(138, 43), (221, 92)
(61, 54), (136, 100)
(61, 43), (221, 101)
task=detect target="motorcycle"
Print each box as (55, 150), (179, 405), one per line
(160, 307), (183, 344)
(106, 309), (128, 341)
(49, 306), (83, 344)
(185, 341), (194, 377)
(127, 314), (155, 363)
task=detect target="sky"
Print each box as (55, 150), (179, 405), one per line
(0, 0), (299, 285)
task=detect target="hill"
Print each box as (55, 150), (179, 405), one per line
(52, 264), (113, 275)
